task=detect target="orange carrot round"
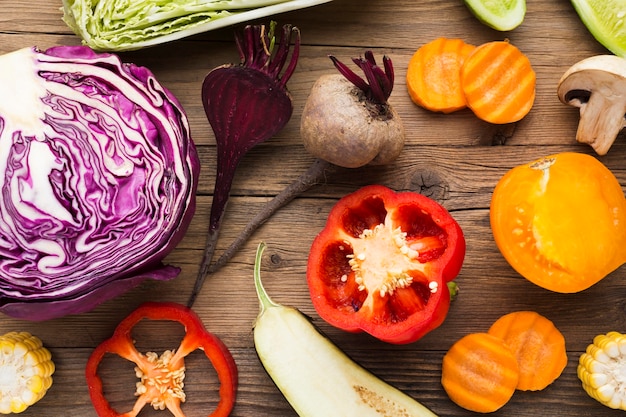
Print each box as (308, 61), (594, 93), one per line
(406, 37), (476, 113)
(460, 40), (536, 124)
(441, 332), (519, 413)
(488, 311), (567, 391)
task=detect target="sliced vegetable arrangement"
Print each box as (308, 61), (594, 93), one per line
(442, 311), (566, 413)
(579, 331), (626, 410)
(253, 242), (438, 417)
(3, 2), (626, 416)
(0, 331), (54, 414)
(0, 46), (199, 321)
(307, 185), (465, 344)
(407, 38), (536, 124)
(61, 0), (332, 51)
(490, 152), (626, 293)
(85, 302), (237, 417)
(188, 22), (300, 307)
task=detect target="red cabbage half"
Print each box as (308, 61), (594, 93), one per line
(0, 46), (199, 321)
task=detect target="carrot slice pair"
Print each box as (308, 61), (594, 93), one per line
(441, 311), (567, 413)
(406, 38), (536, 124)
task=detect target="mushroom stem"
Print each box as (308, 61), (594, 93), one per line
(577, 93), (626, 155)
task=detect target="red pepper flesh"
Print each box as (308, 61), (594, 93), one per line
(307, 185), (465, 344)
(85, 302), (237, 417)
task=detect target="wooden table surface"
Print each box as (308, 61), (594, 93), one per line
(2, 0), (626, 416)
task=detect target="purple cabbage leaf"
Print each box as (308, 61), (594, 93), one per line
(0, 45), (199, 320)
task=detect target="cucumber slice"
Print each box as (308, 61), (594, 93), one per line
(571, 0), (626, 57)
(252, 242), (438, 417)
(464, 0), (526, 31)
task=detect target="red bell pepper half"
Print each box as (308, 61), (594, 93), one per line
(85, 302), (237, 417)
(307, 185), (465, 344)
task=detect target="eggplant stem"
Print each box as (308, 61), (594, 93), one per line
(208, 158), (339, 275)
(254, 241), (279, 312)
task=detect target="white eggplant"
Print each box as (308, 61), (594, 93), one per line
(252, 242), (438, 417)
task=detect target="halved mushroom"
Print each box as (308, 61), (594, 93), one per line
(557, 55), (626, 155)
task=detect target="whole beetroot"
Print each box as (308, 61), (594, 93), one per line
(301, 54), (405, 168)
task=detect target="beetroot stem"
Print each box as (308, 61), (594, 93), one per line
(330, 52), (393, 105)
(208, 158), (339, 275)
(187, 156), (240, 307)
(329, 55), (370, 92)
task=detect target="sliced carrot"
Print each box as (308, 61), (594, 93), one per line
(488, 311), (567, 391)
(441, 332), (519, 413)
(460, 40), (536, 124)
(406, 37), (476, 113)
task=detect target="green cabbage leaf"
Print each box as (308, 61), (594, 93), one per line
(62, 0), (332, 51)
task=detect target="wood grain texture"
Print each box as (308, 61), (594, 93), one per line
(1, 0), (626, 416)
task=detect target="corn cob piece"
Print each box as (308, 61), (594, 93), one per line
(578, 331), (626, 410)
(0, 332), (54, 414)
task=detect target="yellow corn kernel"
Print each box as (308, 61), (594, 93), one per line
(0, 332), (54, 414)
(578, 331), (626, 411)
